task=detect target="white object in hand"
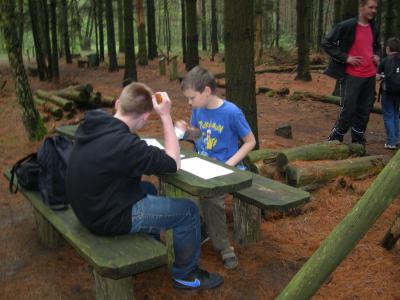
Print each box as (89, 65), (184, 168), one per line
(174, 127), (185, 139)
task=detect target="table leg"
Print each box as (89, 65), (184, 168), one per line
(233, 197), (261, 245)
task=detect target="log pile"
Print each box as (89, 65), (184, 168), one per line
(247, 141), (388, 191)
(34, 84), (116, 122)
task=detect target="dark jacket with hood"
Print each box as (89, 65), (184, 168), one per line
(66, 110), (177, 236)
(322, 17), (381, 79)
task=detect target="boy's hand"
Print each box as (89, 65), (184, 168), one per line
(372, 55), (380, 65)
(346, 55), (362, 66)
(152, 92), (171, 117)
(175, 120), (188, 132)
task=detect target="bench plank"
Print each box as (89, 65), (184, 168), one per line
(233, 173), (310, 211)
(4, 170), (167, 280)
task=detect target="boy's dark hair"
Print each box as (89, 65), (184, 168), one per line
(387, 37), (400, 53)
(181, 66), (216, 94)
(359, 0), (376, 6)
(119, 82), (153, 116)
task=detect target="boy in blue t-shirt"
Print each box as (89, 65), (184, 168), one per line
(377, 37), (400, 150)
(176, 66), (256, 269)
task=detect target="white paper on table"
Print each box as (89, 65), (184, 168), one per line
(142, 138), (185, 158)
(180, 157), (233, 179)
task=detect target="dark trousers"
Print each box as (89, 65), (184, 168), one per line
(334, 75), (376, 136)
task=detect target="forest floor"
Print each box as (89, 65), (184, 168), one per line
(1, 52), (400, 300)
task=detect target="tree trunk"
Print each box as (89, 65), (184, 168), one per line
(181, 0), (187, 63)
(117, 0), (125, 53)
(41, 0), (53, 80)
(163, 0), (171, 56)
(276, 140), (366, 171)
(286, 155), (387, 190)
(333, 0), (342, 24)
(254, 0), (263, 66)
(136, 0), (148, 66)
(201, 0), (207, 51)
(384, 0), (395, 49)
(49, 0), (59, 81)
(296, 0), (311, 81)
(185, 0), (199, 71)
(276, 150), (400, 300)
(28, 0), (47, 80)
(316, 0), (324, 51)
(123, 0), (137, 85)
(147, 0), (157, 59)
(341, 0), (358, 20)
(224, 0), (259, 149)
(98, 0), (105, 62)
(60, 0), (72, 63)
(275, 0), (280, 48)
(210, 0), (218, 60)
(0, 0), (47, 140)
(105, 0), (118, 71)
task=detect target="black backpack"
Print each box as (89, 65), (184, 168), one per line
(10, 135), (73, 211)
(37, 135), (72, 210)
(384, 55), (400, 96)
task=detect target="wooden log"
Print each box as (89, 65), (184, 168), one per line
(169, 56), (177, 81)
(88, 92), (102, 108)
(159, 57), (166, 75)
(244, 149), (279, 174)
(34, 96), (63, 120)
(291, 91), (382, 114)
(380, 211), (400, 250)
(233, 197), (261, 245)
(102, 96), (117, 107)
(33, 209), (63, 248)
(276, 141), (366, 172)
(53, 89), (88, 105)
(286, 155), (387, 190)
(276, 149), (400, 300)
(246, 148), (279, 164)
(35, 89), (75, 111)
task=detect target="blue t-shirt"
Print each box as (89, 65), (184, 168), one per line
(190, 100), (251, 164)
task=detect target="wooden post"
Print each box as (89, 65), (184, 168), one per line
(233, 197), (261, 245)
(93, 270), (134, 300)
(169, 56), (177, 81)
(33, 209), (63, 248)
(381, 211), (400, 250)
(159, 56), (166, 76)
(276, 150), (400, 300)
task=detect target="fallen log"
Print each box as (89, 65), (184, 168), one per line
(276, 149), (400, 300)
(53, 89), (88, 105)
(88, 92), (102, 108)
(291, 91), (382, 114)
(245, 149), (279, 174)
(276, 141), (366, 172)
(102, 95), (117, 107)
(35, 89), (75, 111)
(34, 96), (63, 120)
(286, 155), (387, 190)
(380, 211), (400, 250)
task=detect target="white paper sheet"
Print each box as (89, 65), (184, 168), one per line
(180, 157), (233, 179)
(142, 138), (185, 158)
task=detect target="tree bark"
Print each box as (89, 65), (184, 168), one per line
(201, 0), (207, 51)
(60, 0), (72, 63)
(333, 0), (342, 24)
(28, 0), (47, 80)
(136, 0), (148, 66)
(117, 0), (125, 53)
(181, 0), (187, 63)
(123, 0), (137, 85)
(316, 0), (324, 51)
(185, 0), (199, 71)
(105, 0), (118, 71)
(296, 0), (311, 81)
(40, 0), (53, 80)
(276, 150), (400, 300)
(98, 0), (105, 62)
(147, 0), (157, 59)
(254, 0), (264, 66)
(384, 0), (395, 49)
(210, 0), (218, 60)
(341, 0), (358, 20)
(286, 155), (387, 190)
(49, 0), (59, 80)
(224, 0), (259, 148)
(275, 0), (280, 48)
(276, 140), (366, 171)
(0, 0), (47, 140)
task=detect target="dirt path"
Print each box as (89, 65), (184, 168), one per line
(0, 57), (399, 299)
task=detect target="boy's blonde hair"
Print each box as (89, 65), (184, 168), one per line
(118, 82), (153, 116)
(181, 66), (216, 94)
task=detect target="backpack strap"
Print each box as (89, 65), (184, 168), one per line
(9, 153), (37, 194)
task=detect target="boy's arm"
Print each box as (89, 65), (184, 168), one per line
(175, 120), (201, 140)
(225, 132), (256, 167)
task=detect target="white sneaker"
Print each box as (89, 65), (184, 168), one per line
(384, 144), (397, 150)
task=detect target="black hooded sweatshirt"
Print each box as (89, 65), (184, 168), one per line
(66, 110), (177, 236)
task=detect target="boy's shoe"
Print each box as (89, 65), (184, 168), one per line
(173, 267), (224, 290)
(384, 144), (397, 150)
(221, 246), (238, 270)
(327, 128), (344, 142)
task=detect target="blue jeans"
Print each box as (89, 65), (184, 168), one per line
(381, 94), (400, 145)
(130, 193), (201, 279)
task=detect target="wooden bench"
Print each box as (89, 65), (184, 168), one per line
(77, 59), (89, 68)
(232, 172), (310, 245)
(4, 169), (167, 299)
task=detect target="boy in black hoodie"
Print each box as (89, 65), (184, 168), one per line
(66, 82), (223, 290)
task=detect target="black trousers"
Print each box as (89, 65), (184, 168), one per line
(334, 75), (376, 135)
